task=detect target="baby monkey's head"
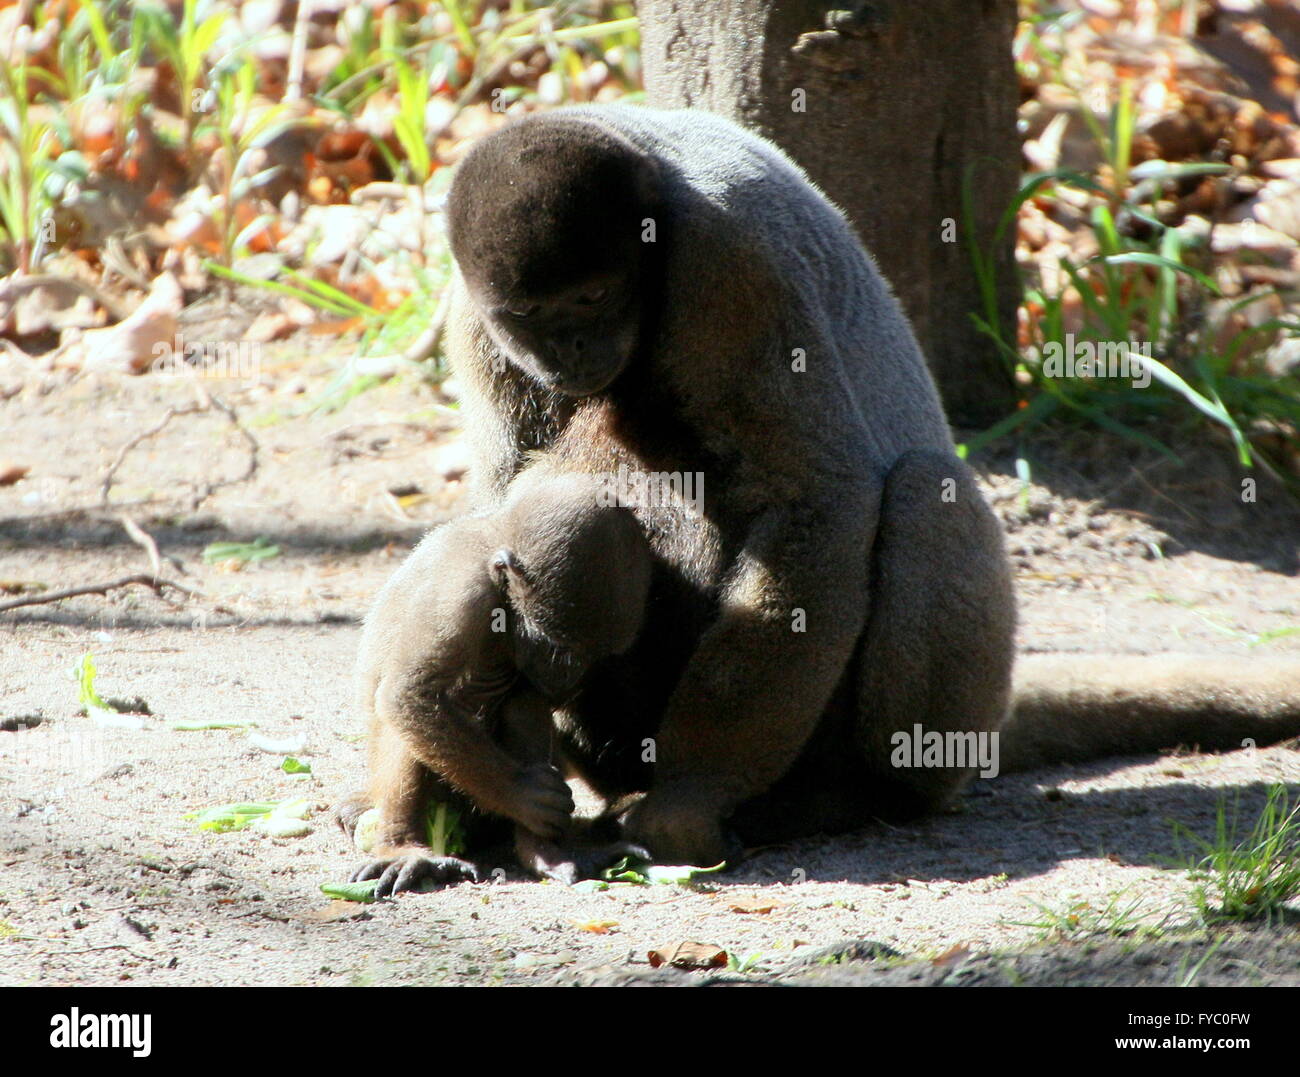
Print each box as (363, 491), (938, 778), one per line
(491, 471), (651, 697)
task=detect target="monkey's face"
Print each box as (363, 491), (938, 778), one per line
(448, 117), (659, 397)
(475, 272), (641, 398)
(489, 546), (597, 700)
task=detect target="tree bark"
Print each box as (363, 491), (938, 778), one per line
(637, 0), (1019, 426)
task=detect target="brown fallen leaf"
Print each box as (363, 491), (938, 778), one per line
(930, 944), (971, 968)
(302, 900), (373, 923)
(8, 282), (104, 336)
(0, 462), (30, 486)
(647, 941), (728, 970)
(78, 272), (184, 375)
(245, 311), (296, 344)
(571, 919), (619, 935)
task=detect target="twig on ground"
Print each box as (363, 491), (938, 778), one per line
(98, 389), (260, 509)
(192, 387), (260, 507)
(119, 514), (187, 576)
(0, 573), (198, 613)
(119, 514), (162, 576)
(99, 404), (191, 505)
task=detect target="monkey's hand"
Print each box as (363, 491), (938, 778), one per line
(622, 789), (742, 868)
(506, 763), (575, 841)
(350, 847), (481, 898)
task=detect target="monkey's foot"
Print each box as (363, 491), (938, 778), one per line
(349, 854), (481, 897)
(516, 830), (651, 886)
(622, 792), (744, 868)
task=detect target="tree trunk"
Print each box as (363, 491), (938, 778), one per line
(637, 0), (1019, 427)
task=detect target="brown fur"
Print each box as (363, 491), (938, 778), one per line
(353, 106), (1300, 879)
(443, 106), (1014, 864)
(1003, 654), (1300, 772)
(343, 463), (652, 893)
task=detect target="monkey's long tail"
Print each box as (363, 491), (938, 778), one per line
(999, 654), (1300, 774)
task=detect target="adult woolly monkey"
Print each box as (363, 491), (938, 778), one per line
(437, 105), (1300, 867)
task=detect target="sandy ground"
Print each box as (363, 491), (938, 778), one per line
(2, 341), (1299, 986)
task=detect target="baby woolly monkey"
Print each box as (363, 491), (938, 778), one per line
(343, 468), (652, 896)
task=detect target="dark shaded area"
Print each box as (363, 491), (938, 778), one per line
(567, 922), (1300, 985)
(728, 772), (1300, 887)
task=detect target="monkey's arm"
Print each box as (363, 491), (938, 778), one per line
(379, 675), (573, 841)
(358, 521), (572, 840)
(625, 493), (878, 865)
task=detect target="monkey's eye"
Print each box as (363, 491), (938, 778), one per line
(576, 287), (608, 306)
(504, 302), (539, 319)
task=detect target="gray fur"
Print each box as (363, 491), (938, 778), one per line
(431, 105), (1300, 867)
(443, 105), (1014, 865)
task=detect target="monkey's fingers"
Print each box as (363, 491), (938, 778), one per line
(607, 841), (653, 864)
(526, 782), (575, 813)
(350, 855), (480, 897)
(516, 795), (575, 841)
(518, 764), (574, 802)
(381, 855), (480, 897)
(349, 859), (385, 884)
(512, 770), (576, 839)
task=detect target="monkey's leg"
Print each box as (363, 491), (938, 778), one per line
(347, 719), (485, 897)
(498, 691), (648, 883)
(852, 448), (1016, 817)
(623, 488), (878, 866)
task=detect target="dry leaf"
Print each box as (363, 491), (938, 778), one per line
(246, 311), (296, 343)
(79, 273), (184, 375)
(571, 919), (619, 934)
(647, 941), (728, 970)
(0, 462), (30, 486)
(930, 944), (971, 968)
(9, 284), (103, 336)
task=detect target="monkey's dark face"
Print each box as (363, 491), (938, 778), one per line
(488, 546), (598, 700)
(479, 271), (640, 398)
(448, 118), (659, 397)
